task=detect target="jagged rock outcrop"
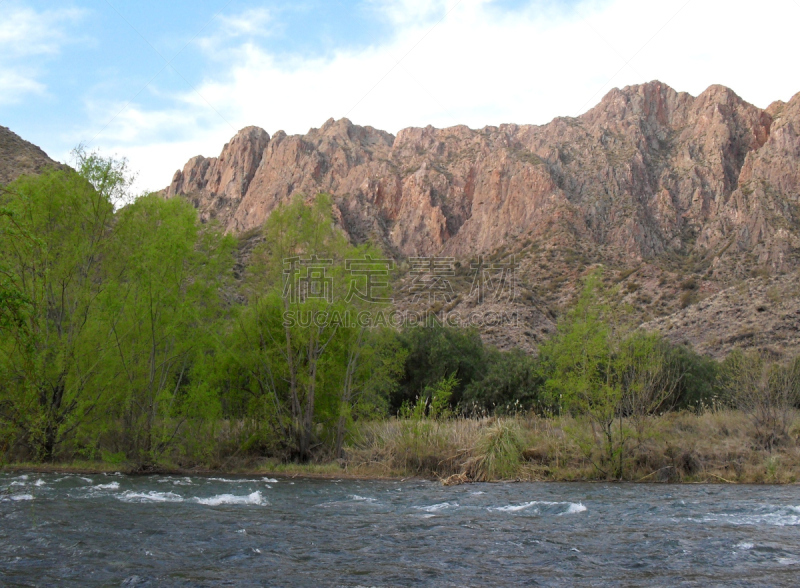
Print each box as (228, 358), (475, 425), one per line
(0, 126), (63, 185)
(164, 81), (800, 354)
(165, 81), (800, 273)
(700, 93), (800, 270)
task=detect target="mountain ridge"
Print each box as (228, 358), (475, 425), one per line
(161, 80), (800, 356)
(164, 81), (800, 274)
(4, 82), (797, 357)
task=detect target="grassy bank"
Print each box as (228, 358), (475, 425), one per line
(4, 410), (800, 484)
(344, 410), (800, 483)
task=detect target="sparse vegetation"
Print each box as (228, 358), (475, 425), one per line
(344, 409), (800, 483)
(679, 291), (696, 308)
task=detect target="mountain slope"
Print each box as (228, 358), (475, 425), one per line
(165, 81), (800, 276)
(159, 81), (799, 356)
(641, 272), (800, 359)
(0, 126), (63, 185)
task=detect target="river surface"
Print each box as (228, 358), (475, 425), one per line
(2, 473), (800, 586)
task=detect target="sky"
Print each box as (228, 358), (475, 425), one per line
(2, 0), (799, 193)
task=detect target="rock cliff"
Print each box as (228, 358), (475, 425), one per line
(163, 81), (800, 355)
(166, 82), (799, 272)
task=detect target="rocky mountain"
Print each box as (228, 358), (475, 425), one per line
(162, 81), (798, 357)
(166, 82), (799, 270)
(0, 126), (63, 186)
(1, 83), (794, 357)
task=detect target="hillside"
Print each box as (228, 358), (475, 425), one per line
(165, 82), (799, 271)
(162, 81), (800, 356)
(641, 271), (800, 359)
(0, 126), (63, 185)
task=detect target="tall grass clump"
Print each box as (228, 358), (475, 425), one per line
(465, 420), (525, 481)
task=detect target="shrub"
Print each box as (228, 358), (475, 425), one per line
(460, 348), (543, 414)
(666, 344), (721, 410)
(720, 351), (800, 450)
(466, 420), (525, 481)
(393, 324), (487, 411)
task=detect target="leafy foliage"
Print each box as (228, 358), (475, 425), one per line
(0, 168), (117, 460)
(0, 151), (775, 475)
(101, 195), (235, 465)
(461, 348), (542, 414)
(393, 324), (486, 411)
(538, 270), (687, 478)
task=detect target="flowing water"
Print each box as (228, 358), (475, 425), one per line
(2, 472), (800, 586)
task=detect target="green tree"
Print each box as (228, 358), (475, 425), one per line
(333, 326), (407, 458)
(664, 344), (720, 411)
(540, 271), (623, 475)
(0, 205), (35, 458)
(71, 144), (136, 209)
(102, 195), (234, 466)
(461, 347), (542, 415)
(0, 165), (121, 460)
(0, 207), (32, 337)
(539, 270), (677, 479)
(393, 323), (487, 411)
(234, 194), (396, 461)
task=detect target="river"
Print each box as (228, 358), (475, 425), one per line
(2, 472), (799, 586)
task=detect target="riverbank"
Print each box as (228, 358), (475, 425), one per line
(345, 410), (800, 484)
(0, 461), (397, 482)
(3, 410), (799, 484)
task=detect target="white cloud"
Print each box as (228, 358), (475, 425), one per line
(84, 0), (800, 193)
(196, 8), (276, 56)
(0, 70), (46, 99)
(0, 4), (85, 104)
(366, 0), (451, 26)
(217, 7), (274, 37)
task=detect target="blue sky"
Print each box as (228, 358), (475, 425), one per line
(2, 0), (799, 192)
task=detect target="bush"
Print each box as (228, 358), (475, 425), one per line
(720, 351), (800, 450)
(666, 344), (721, 410)
(392, 324), (487, 411)
(460, 348), (543, 414)
(465, 420), (525, 481)
(679, 291), (696, 309)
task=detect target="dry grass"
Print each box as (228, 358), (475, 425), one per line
(344, 409), (800, 483)
(7, 411), (800, 484)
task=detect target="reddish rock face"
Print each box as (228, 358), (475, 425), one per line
(164, 81), (800, 273)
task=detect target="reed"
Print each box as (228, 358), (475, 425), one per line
(344, 409), (800, 483)
(6, 410), (800, 484)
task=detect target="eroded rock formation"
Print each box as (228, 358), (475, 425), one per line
(165, 81), (800, 274)
(164, 81), (800, 355)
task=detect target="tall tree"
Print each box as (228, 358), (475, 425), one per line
(236, 194), (395, 461)
(539, 270), (679, 478)
(0, 163), (120, 460)
(103, 195), (234, 465)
